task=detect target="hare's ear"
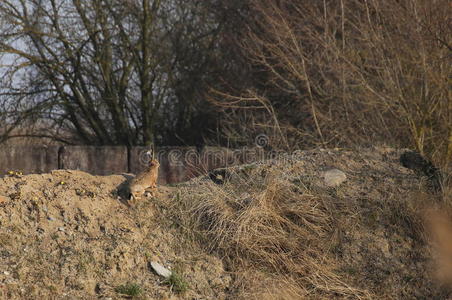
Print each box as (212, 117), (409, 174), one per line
(151, 144), (155, 160)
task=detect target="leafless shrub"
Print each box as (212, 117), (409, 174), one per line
(214, 0), (451, 165)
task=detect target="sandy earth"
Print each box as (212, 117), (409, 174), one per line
(0, 170), (230, 299)
(0, 147), (450, 299)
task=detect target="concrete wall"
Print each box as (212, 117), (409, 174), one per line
(0, 145), (59, 175)
(59, 146), (128, 176)
(0, 145), (263, 183)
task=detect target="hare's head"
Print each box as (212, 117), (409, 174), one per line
(149, 159), (160, 168)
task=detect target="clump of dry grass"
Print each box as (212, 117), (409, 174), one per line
(172, 164), (371, 299)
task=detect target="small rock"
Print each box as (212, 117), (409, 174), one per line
(47, 216), (54, 221)
(95, 282), (106, 294)
(0, 195), (10, 206)
(150, 261), (172, 278)
(323, 169), (347, 187)
(58, 227), (65, 232)
(3, 271), (10, 276)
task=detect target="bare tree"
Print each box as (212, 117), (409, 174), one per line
(0, 0), (223, 146)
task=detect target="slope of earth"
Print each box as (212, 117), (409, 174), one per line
(0, 170), (230, 299)
(173, 147), (451, 299)
(0, 147), (450, 299)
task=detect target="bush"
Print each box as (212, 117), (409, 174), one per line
(215, 0), (451, 166)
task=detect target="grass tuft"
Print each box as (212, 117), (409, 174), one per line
(115, 282), (142, 297)
(164, 272), (189, 294)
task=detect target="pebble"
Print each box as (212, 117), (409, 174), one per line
(0, 195), (10, 206)
(3, 271), (10, 276)
(323, 169), (347, 187)
(58, 227), (65, 232)
(150, 261), (172, 278)
(47, 216), (54, 221)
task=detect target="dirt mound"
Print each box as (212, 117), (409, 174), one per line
(0, 147), (450, 299)
(0, 170), (230, 299)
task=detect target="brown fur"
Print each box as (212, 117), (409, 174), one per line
(129, 159), (160, 203)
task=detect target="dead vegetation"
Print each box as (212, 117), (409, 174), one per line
(213, 0), (451, 166)
(170, 148), (452, 299)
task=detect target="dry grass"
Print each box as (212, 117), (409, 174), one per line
(168, 149), (452, 299)
(172, 162), (372, 299)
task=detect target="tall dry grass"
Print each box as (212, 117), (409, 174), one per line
(170, 164), (372, 299)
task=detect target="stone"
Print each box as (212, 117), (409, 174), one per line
(150, 261), (172, 278)
(0, 195), (10, 206)
(323, 169), (347, 187)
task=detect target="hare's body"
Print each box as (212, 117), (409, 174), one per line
(129, 159), (160, 202)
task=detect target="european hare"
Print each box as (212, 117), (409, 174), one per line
(129, 158), (160, 203)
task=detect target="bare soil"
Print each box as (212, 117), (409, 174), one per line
(0, 170), (229, 299)
(0, 147), (450, 299)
